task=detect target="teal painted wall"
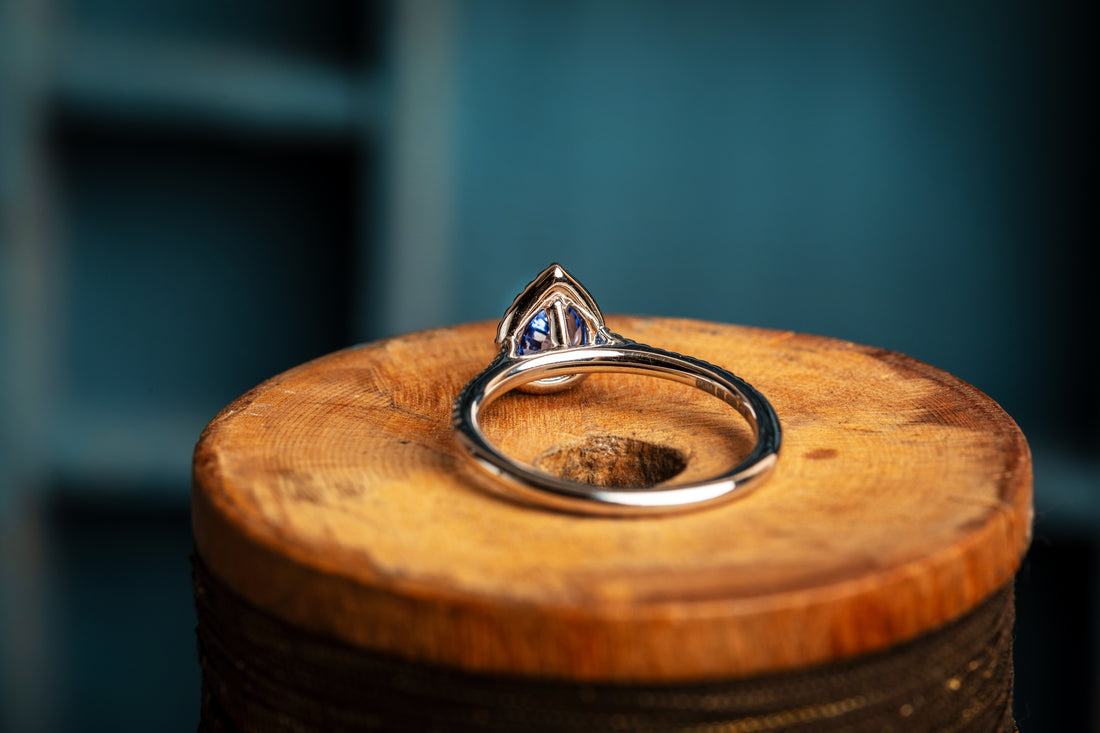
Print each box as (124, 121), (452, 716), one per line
(451, 0), (1091, 446)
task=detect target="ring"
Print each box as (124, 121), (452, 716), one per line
(452, 264), (782, 515)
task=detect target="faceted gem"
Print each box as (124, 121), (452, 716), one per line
(518, 309), (551, 354)
(517, 305), (594, 354)
(565, 306), (587, 346)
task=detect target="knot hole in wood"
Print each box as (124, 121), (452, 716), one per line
(535, 435), (687, 488)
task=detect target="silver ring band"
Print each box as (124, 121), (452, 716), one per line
(452, 264), (781, 515)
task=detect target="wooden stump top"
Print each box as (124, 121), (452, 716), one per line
(192, 317), (1032, 682)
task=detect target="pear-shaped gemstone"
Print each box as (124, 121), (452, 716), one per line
(565, 306), (587, 347)
(517, 310), (551, 354)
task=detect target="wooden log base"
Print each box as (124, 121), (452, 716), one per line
(191, 317), (1032, 683)
(194, 553), (1016, 733)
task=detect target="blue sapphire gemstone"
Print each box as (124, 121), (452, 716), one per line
(517, 306), (592, 355)
(518, 309), (551, 354)
(565, 306), (587, 346)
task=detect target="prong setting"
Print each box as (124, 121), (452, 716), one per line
(497, 264), (617, 393)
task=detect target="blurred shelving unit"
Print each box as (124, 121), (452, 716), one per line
(0, 2), (464, 731)
(54, 33), (376, 136)
(7, 0), (388, 495)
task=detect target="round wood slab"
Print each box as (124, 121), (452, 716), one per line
(192, 317), (1032, 682)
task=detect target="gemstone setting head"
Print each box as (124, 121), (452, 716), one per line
(495, 264), (618, 394)
(497, 264), (610, 360)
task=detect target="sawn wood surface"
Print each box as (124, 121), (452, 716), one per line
(192, 317), (1032, 682)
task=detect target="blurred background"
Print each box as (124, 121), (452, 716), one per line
(0, 0), (1094, 731)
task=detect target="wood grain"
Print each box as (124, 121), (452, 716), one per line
(191, 317), (1032, 682)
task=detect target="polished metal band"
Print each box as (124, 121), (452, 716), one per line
(451, 264), (781, 515)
